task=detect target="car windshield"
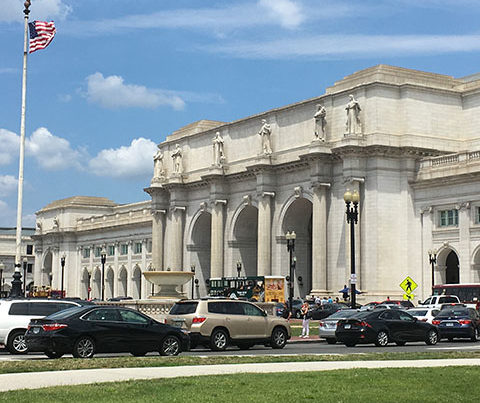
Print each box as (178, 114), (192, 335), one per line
(45, 306), (85, 319)
(409, 310), (427, 316)
(328, 310), (358, 319)
(437, 308), (469, 317)
(169, 302), (198, 315)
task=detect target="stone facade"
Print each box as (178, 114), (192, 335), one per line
(33, 65), (480, 302)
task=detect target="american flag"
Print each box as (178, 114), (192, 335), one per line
(28, 21), (56, 53)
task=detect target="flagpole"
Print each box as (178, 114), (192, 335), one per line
(12, 0), (31, 297)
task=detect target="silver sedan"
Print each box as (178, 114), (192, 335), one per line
(318, 309), (360, 344)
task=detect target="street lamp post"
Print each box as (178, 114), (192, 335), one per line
(191, 265), (195, 299)
(22, 257), (28, 297)
(286, 231), (296, 315)
(60, 253), (66, 298)
(428, 249), (437, 290)
(101, 247), (106, 301)
(344, 189), (359, 309)
(0, 261), (4, 296)
(236, 261), (242, 277)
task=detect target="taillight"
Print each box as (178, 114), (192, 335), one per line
(459, 319), (472, 325)
(192, 316), (206, 324)
(42, 323), (68, 332)
(432, 320), (441, 325)
(358, 321), (372, 328)
(319, 321), (324, 327)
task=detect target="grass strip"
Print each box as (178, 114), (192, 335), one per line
(1, 350), (480, 374)
(1, 366), (479, 402)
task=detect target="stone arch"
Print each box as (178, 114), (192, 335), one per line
(281, 197), (313, 298)
(472, 245), (480, 282)
(189, 211), (212, 298)
(232, 204), (259, 276)
(80, 267), (90, 299)
(42, 250), (53, 286)
(118, 266), (128, 297)
(276, 192), (313, 238)
(92, 267), (101, 299)
(437, 246), (460, 284)
(106, 266), (114, 300)
(132, 265), (142, 299)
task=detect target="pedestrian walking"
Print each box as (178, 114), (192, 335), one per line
(301, 301), (310, 338)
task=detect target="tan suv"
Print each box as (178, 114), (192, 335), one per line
(166, 299), (291, 351)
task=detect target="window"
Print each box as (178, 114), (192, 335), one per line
(27, 263), (33, 273)
(94, 247), (102, 257)
(439, 209), (458, 227)
(83, 248), (90, 258)
(120, 244), (128, 255)
(398, 312), (414, 322)
(147, 240), (152, 253)
(242, 303), (264, 316)
(134, 242), (142, 254)
(170, 302), (198, 315)
(83, 308), (120, 322)
(108, 245), (115, 256)
(119, 309), (149, 324)
(26, 244), (33, 255)
(8, 303), (29, 315)
(477, 207), (480, 223)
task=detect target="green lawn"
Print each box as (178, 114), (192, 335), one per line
(1, 367), (479, 402)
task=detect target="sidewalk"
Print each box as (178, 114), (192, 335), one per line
(1, 359), (480, 392)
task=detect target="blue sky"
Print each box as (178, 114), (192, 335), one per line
(1, 0), (480, 227)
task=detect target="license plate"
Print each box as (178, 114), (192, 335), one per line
(446, 323), (454, 327)
(344, 324), (351, 329)
(33, 327), (40, 334)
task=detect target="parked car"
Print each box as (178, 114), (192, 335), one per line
(309, 303), (349, 320)
(335, 309), (438, 347)
(318, 309), (359, 344)
(407, 308), (440, 324)
(165, 299), (291, 351)
(25, 305), (189, 358)
(432, 306), (480, 341)
(419, 295), (460, 309)
(0, 298), (92, 354)
(373, 304), (405, 311)
(359, 302), (381, 311)
(380, 300), (415, 309)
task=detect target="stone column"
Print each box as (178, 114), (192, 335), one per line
(33, 247), (43, 287)
(152, 210), (166, 270)
(311, 183), (329, 293)
(211, 200), (227, 278)
(458, 203), (471, 282)
(167, 206), (185, 271)
(52, 247), (59, 289)
(257, 192), (274, 276)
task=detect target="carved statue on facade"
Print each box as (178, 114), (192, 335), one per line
(345, 94), (362, 135)
(212, 131), (226, 166)
(258, 119), (272, 155)
(153, 146), (165, 179)
(171, 144), (183, 174)
(314, 104), (326, 140)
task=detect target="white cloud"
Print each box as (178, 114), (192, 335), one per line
(0, 129), (19, 165)
(0, 0), (71, 23)
(26, 127), (83, 170)
(85, 72), (186, 110)
(203, 34), (480, 59)
(0, 175), (18, 196)
(258, 0), (304, 29)
(88, 137), (157, 179)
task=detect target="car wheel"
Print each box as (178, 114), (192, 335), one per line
(471, 328), (479, 342)
(210, 329), (229, 351)
(374, 331), (389, 347)
(271, 327), (288, 349)
(7, 330), (28, 354)
(426, 329), (438, 345)
(326, 338), (336, 345)
(345, 342), (356, 347)
(160, 335), (181, 356)
(395, 341), (406, 346)
(72, 336), (95, 359)
(45, 350), (64, 359)
(130, 350), (148, 357)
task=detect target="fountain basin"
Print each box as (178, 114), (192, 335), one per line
(143, 271), (194, 299)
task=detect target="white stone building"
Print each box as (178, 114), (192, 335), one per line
(34, 65), (480, 302)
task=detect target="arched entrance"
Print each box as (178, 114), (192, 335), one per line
(233, 205), (258, 276)
(282, 198), (313, 298)
(80, 268), (90, 299)
(118, 266), (128, 297)
(446, 250), (459, 284)
(190, 212), (211, 298)
(92, 268), (101, 299)
(132, 265), (142, 299)
(42, 251), (53, 286)
(106, 267), (114, 300)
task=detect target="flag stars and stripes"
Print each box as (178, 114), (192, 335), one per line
(28, 21), (56, 53)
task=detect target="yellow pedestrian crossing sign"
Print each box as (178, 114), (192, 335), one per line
(403, 293), (415, 301)
(400, 276), (417, 294)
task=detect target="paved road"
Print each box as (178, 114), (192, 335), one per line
(1, 338), (480, 361)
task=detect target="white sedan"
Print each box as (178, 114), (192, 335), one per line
(407, 308), (440, 324)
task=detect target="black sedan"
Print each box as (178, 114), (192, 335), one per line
(309, 303), (349, 320)
(432, 307), (480, 341)
(25, 305), (190, 358)
(335, 309), (438, 347)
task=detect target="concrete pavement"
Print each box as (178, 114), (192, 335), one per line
(1, 358), (480, 392)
